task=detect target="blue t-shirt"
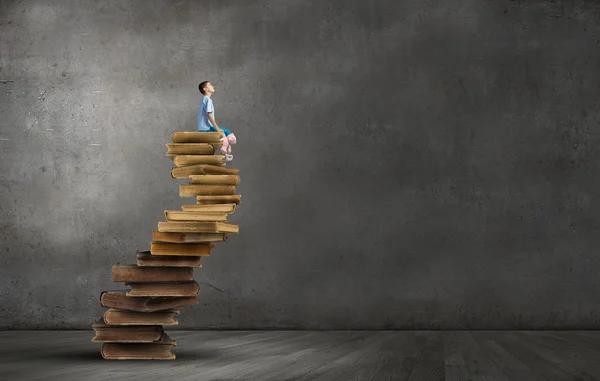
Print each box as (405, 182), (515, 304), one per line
(198, 95), (215, 131)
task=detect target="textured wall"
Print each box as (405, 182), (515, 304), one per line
(1, 0), (600, 329)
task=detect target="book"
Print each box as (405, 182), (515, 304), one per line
(180, 184), (236, 197)
(158, 221), (239, 233)
(151, 230), (227, 243)
(92, 318), (164, 342)
(196, 195), (241, 204)
(103, 308), (179, 325)
(100, 290), (197, 312)
(180, 203), (236, 213)
(112, 265), (194, 283)
(165, 210), (229, 222)
(150, 241), (213, 256)
(172, 163), (239, 177)
(137, 251), (203, 267)
(170, 155), (225, 166)
(165, 143), (215, 155)
(101, 333), (176, 360)
(172, 131), (222, 143)
(126, 281), (200, 297)
(188, 174), (240, 185)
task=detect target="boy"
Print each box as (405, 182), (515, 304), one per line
(198, 81), (236, 161)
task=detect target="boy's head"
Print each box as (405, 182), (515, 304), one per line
(199, 81), (214, 95)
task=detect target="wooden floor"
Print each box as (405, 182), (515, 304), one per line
(3, 330), (600, 380)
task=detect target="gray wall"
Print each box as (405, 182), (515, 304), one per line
(1, 0), (599, 329)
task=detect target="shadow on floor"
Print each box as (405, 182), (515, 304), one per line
(28, 348), (222, 363)
(29, 349), (104, 362)
(173, 348), (222, 361)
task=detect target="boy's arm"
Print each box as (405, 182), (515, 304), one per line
(207, 113), (225, 136)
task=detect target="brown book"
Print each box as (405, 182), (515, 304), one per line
(172, 131), (222, 143)
(126, 282), (200, 297)
(101, 333), (176, 360)
(158, 221), (239, 233)
(196, 195), (241, 204)
(170, 155), (225, 166)
(165, 210), (229, 222)
(152, 230), (227, 243)
(112, 265), (193, 283)
(137, 251), (202, 267)
(180, 204), (236, 213)
(100, 290), (197, 312)
(92, 318), (164, 342)
(165, 143), (215, 155)
(150, 241), (213, 256)
(180, 184), (236, 197)
(188, 174), (240, 185)
(172, 163), (238, 178)
(103, 308), (179, 325)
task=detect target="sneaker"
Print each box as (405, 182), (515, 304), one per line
(225, 153), (233, 162)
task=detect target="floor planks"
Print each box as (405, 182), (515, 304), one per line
(2, 330), (600, 380)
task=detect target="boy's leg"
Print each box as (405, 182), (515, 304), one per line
(222, 128), (236, 153)
(217, 126), (229, 154)
(207, 126), (232, 154)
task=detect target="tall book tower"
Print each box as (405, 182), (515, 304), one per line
(91, 131), (240, 360)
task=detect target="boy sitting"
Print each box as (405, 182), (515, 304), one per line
(197, 80), (236, 161)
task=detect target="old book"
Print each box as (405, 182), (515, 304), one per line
(137, 250), (202, 267)
(196, 195), (241, 204)
(172, 163), (239, 178)
(150, 241), (213, 256)
(152, 230), (227, 243)
(103, 308), (179, 325)
(101, 333), (176, 360)
(170, 155), (225, 166)
(158, 221), (239, 233)
(172, 131), (222, 143)
(165, 210), (228, 222)
(188, 174), (240, 185)
(100, 290), (197, 312)
(126, 282), (200, 297)
(180, 203), (236, 213)
(180, 184), (236, 197)
(165, 143), (214, 155)
(112, 265), (193, 283)
(92, 318), (164, 342)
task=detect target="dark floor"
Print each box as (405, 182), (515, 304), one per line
(3, 330), (600, 380)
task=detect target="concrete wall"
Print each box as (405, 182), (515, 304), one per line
(1, 0), (600, 329)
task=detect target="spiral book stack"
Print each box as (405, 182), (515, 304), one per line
(91, 131), (241, 360)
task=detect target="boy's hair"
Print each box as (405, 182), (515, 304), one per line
(198, 81), (210, 95)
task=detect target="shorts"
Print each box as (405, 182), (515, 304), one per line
(206, 126), (232, 136)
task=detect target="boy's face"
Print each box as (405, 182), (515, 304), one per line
(206, 83), (215, 93)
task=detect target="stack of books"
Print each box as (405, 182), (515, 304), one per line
(92, 131), (241, 360)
